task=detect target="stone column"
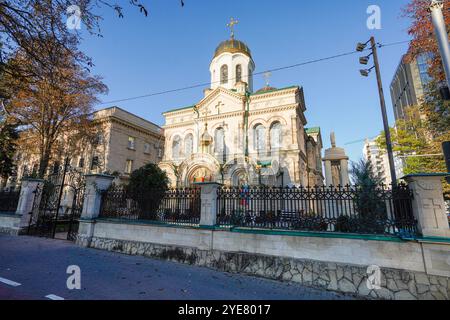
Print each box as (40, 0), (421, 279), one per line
(324, 161), (332, 186)
(16, 178), (45, 228)
(403, 174), (450, 238)
(77, 174), (114, 247)
(81, 174), (115, 220)
(195, 182), (222, 228)
(340, 159), (350, 186)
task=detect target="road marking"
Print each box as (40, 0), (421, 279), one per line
(45, 294), (65, 300)
(0, 277), (21, 287)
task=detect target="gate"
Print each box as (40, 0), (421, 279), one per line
(27, 159), (85, 241)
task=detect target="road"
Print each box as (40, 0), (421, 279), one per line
(0, 234), (355, 300)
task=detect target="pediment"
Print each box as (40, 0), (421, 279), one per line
(195, 87), (244, 117)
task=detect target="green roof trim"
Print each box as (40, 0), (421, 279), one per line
(257, 160), (272, 167)
(250, 85), (299, 96)
(163, 104), (196, 114)
(305, 127), (321, 134)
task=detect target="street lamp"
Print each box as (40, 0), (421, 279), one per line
(357, 37), (397, 185)
(356, 41), (369, 52)
(360, 66), (374, 77)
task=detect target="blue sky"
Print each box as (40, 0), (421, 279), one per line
(79, 0), (412, 163)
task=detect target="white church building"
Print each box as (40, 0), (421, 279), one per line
(159, 23), (325, 187)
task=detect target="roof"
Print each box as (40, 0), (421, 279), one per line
(251, 85), (299, 96)
(305, 127), (321, 134)
(162, 104), (196, 115)
(213, 38), (252, 59)
(94, 106), (163, 134)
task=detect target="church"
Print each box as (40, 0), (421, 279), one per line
(159, 20), (325, 188)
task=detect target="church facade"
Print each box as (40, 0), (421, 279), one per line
(159, 31), (324, 187)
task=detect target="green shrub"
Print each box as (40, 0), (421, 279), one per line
(127, 163), (169, 219)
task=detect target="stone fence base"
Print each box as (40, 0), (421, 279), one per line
(0, 213), (23, 236)
(77, 232), (450, 300)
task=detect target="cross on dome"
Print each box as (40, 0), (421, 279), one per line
(227, 17), (239, 39)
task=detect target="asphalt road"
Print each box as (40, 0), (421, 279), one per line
(0, 234), (355, 300)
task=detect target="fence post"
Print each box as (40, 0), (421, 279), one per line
(16, 178), (45, 229)
(195, 182), (222, 228)
(77, 174), (114, 247)
(403, 173), (450, 238)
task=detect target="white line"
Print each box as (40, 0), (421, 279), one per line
(45, 294), (65, 300)
(0, 277), (21, 287)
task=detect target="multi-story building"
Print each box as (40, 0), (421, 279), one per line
(5, 106), (164, 188)
(390, 53), (433, 121)
(363, 137), (404, 185)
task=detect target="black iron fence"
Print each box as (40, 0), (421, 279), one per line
(99, 186), (201, 226)
(0, 189), (21, 213)
(216, 184), (417, 237)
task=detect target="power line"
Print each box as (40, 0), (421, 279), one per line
(98, 39), (412, 106)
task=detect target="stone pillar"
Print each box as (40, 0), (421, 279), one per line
(195, 182), (221, 228)
(324, 161), (332, 186)
(340, 159), (350, 186)
(77, 174), (114, 247)
(81, 174), (115, 220)
(403, 174), (450, 238)
(16, 178), (45, 228)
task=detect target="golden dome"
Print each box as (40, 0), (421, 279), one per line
(213, 39), (252, 59)
(201, 124), (213, 145)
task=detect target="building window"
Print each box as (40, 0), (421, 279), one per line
(184, 134), (193, 158)
(254, 124), (266, 156)
(78, 157), (85, 168)
(220, 65), (228, 84)
(172, 135), (181, 159)
(90, 156), (99, 170)
(214, 127), (225, 155)
(94, 132), (103, 145)
(270, 122), (282, 150)
(144, 143), (151, 154)
(128, 136), (136, 150)
(52, 162), (60, 174)
(125, 160), (133, 174)
(236, 64), (242, 83)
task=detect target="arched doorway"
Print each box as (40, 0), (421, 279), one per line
(188, 166), (214, 185)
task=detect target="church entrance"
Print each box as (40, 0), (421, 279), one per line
(187, 166), (214, 186)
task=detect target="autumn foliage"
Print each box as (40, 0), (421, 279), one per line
(403, 0), (450, 82)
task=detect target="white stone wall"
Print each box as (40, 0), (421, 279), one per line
(77, 220), (450, 300)
(0, 214), (22, 235)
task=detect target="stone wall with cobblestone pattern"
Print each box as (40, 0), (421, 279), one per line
(77, 234), (450, 300)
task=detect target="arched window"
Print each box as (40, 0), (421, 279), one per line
(236, 64), (242, 83)
(214, 127), (225, 155)
(172, 135), (181, 159)
(254, 124), (266, 155)
(270, 122), (282, 150)
(184, 134), (193, 158)
(220, 65), (228, 84)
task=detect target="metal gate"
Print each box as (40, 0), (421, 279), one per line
(27, 159), (85, 241)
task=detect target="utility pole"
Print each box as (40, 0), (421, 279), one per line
(430, 0), (450, 89)
(370, 37), (397, 185)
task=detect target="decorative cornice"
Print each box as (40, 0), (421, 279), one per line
(250, 87), (299, 100)
(163, 104), (300, 130)
(95, 117), (164, 140)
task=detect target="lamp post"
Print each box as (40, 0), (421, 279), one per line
(357, 37), (397, 185)
(429, 0), (450, 89)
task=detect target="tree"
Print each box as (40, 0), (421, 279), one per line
(403, 0), (450, 82)
(376, 103), (450, 194)
(1, 38), (107, 178)
(0, 1), (185, 81)
(127, 163), (169, 219)
(0, 120), (19, 185)
(341, 159), (387, 234)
